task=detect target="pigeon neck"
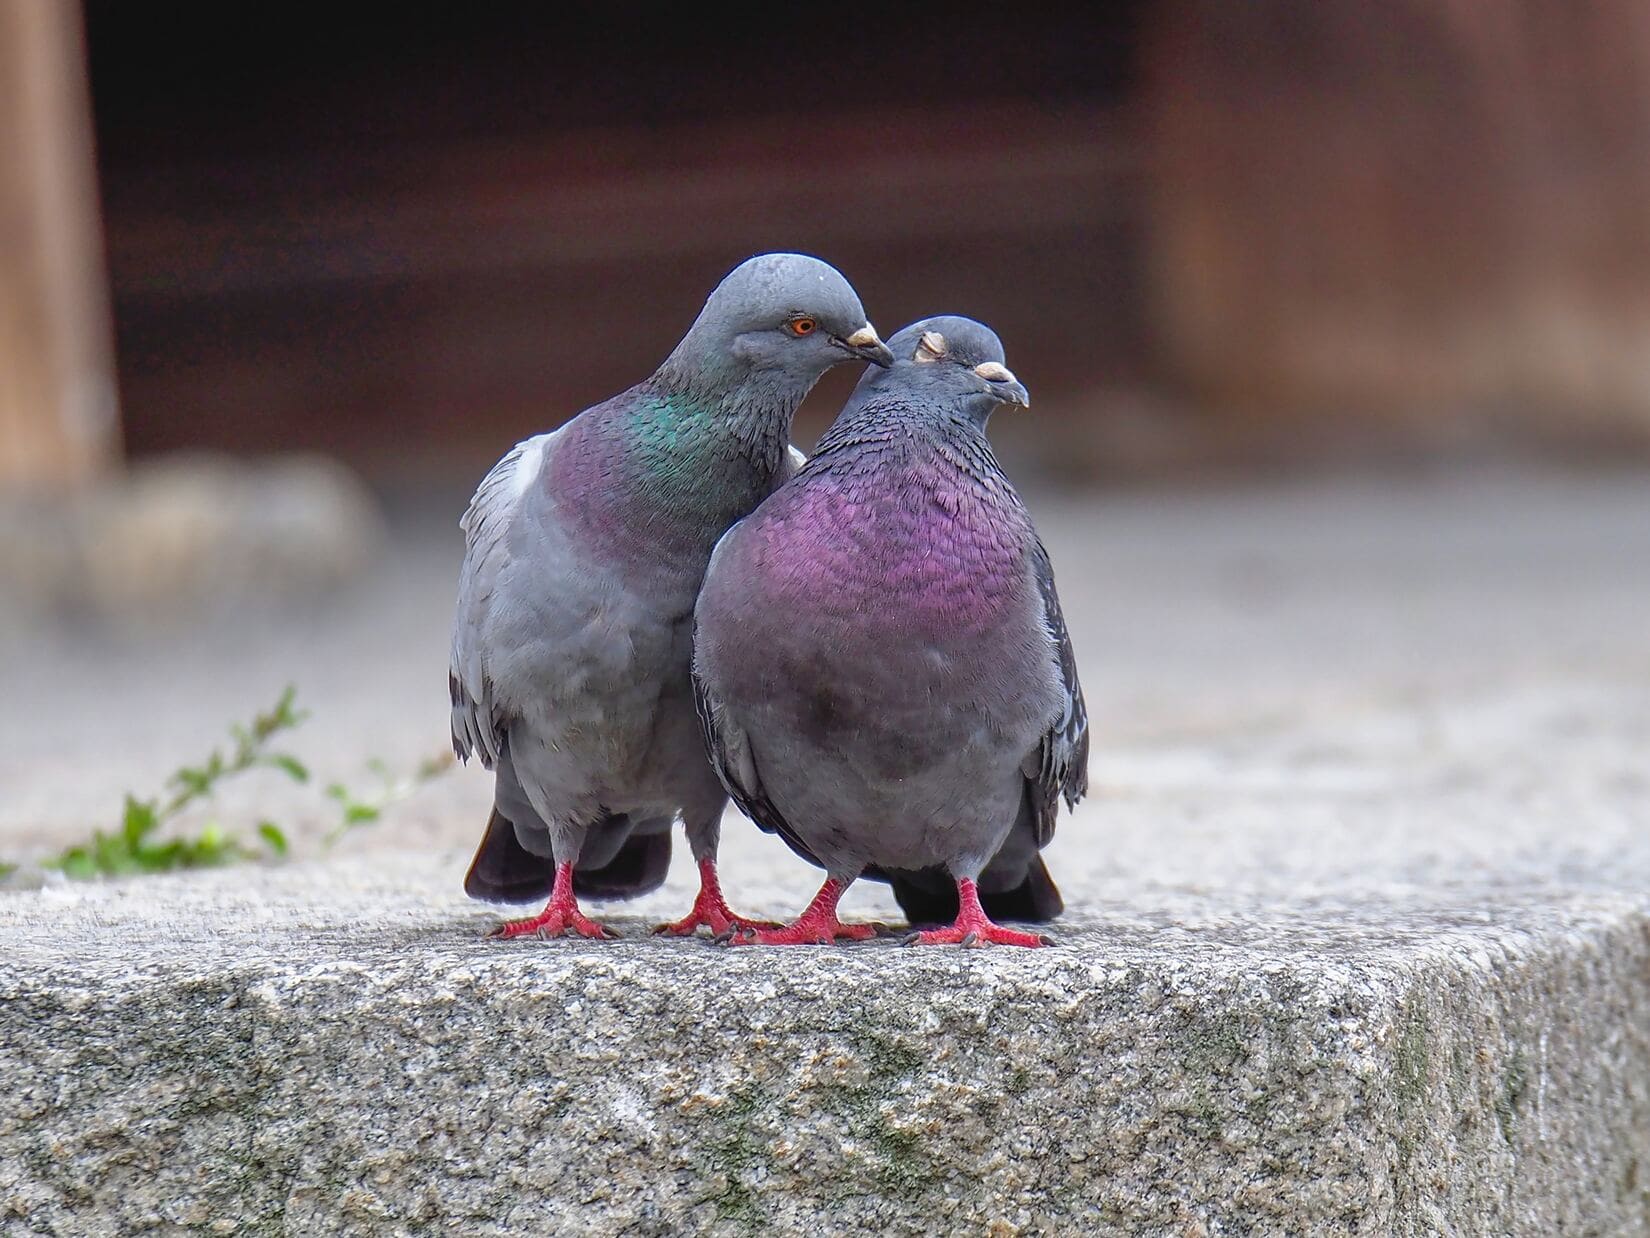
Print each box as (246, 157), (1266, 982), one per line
(648, 357), (804, 460)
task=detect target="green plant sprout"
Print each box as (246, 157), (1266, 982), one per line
(46, 687), (311, 879)
(0, 688), (455, 882)
(323, 751), (455, 847)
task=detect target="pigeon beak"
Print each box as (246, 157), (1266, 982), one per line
(833, 324), (894, 368)
(975, 361), (1030, 409)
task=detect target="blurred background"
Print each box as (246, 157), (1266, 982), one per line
(17, 0), (1650, 494)
(2, 1), (1646, 885)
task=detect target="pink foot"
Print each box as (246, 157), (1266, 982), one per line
(727, 878), (878, 946)
(902, 878), (1053, 948)
(655, 858), (778, 936)
(487, 862), (617, 940)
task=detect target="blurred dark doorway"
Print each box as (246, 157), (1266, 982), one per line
(84, 2), (1149, 486)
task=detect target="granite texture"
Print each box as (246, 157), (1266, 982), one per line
(1, 861), (1648, 1236)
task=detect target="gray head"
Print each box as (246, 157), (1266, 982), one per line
(659, 253), (892, 394)
(854, 315), (1030, 427)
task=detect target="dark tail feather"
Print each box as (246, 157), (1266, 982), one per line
(886, 870), (958, 928)
(572, 829), (673, 900)
(464, 808), (555, 903)
(978, 854), (1063, 923)
(465, 806), (672, 905)
(887, 855), (1064, 927)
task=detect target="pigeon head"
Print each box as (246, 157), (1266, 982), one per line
(855, 315), (1030, 427)
(661, 253), (892, 393)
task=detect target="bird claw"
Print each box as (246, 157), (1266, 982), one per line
(654, 909), (779, 938)
(488, 908), (615, 941)
(729, 920), (876, 946)
(904, 919), (1050, 948)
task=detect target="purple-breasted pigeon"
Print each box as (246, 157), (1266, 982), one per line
(692, 316), (1087, 947)
(451, 254), (891, 939)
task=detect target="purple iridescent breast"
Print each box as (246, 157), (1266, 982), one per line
(739, 456), (1033, 639)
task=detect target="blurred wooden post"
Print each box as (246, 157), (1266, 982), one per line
(0, 0), (118, 493)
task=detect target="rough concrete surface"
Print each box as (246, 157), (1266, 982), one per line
(2, 470), (1649, 1235)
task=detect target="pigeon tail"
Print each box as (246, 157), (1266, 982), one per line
(887, 855), (1064, 927)
(464, 806), (675, 904)
(980, 854), (1064, 923)
(572, 829), (673, 900)
(464, 808), (555, 903)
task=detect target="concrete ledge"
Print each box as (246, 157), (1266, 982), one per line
(3, 856), (1648, 1236)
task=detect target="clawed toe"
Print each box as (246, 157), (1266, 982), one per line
(905, 921), (1050, 948)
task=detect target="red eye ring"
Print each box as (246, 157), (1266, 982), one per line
(788, 317), (817, 337)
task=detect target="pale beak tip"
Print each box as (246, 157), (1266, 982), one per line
(841, 324), (893, 367)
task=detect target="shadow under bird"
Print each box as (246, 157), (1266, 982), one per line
(692, 316), (1089, 946)
(450, 253), (891, 939)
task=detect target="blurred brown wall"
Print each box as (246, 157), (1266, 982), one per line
(1145, 0), (1650, 451)
(78, 1), (1650, 485)
(87, 3), (1146, 486)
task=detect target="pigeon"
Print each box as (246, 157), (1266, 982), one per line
(692, 316), (1088, 946)
(451, 253), (892, 939)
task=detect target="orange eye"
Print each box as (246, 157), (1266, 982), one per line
(787, 317), (817, 337)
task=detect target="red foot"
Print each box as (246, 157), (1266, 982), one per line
(654, 858), (778, 936)
(487, 862), (617, 940)
(903, 878), (1053, 948)
(727, 878), (878, 946)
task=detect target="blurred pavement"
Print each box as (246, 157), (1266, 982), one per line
(2, 466), (1647, 916)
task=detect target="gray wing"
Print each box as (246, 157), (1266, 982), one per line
(689, 603), (827, 871)
(449, 432), (557, 768)
(1022, 537), (1089, 846)
(691, 660), (809, 854)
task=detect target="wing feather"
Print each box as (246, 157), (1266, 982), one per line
(691, 656), (814, 858)
(449, 433), (554, 767)
(1023, 538), (1089, 846)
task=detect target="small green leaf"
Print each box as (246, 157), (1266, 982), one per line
(344, 804), (380, 825)
(122, 796), (159, 847)
(324, 782), (348, 803)
(0, 862), (15, 879)
(171, 767), (211, 799)
(93, 827), (127, 863)
(135, 839), (184, 871)
(265, 754), (309, 784)
(59, 848), (98, 880)
(257, 822), (289, 857)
